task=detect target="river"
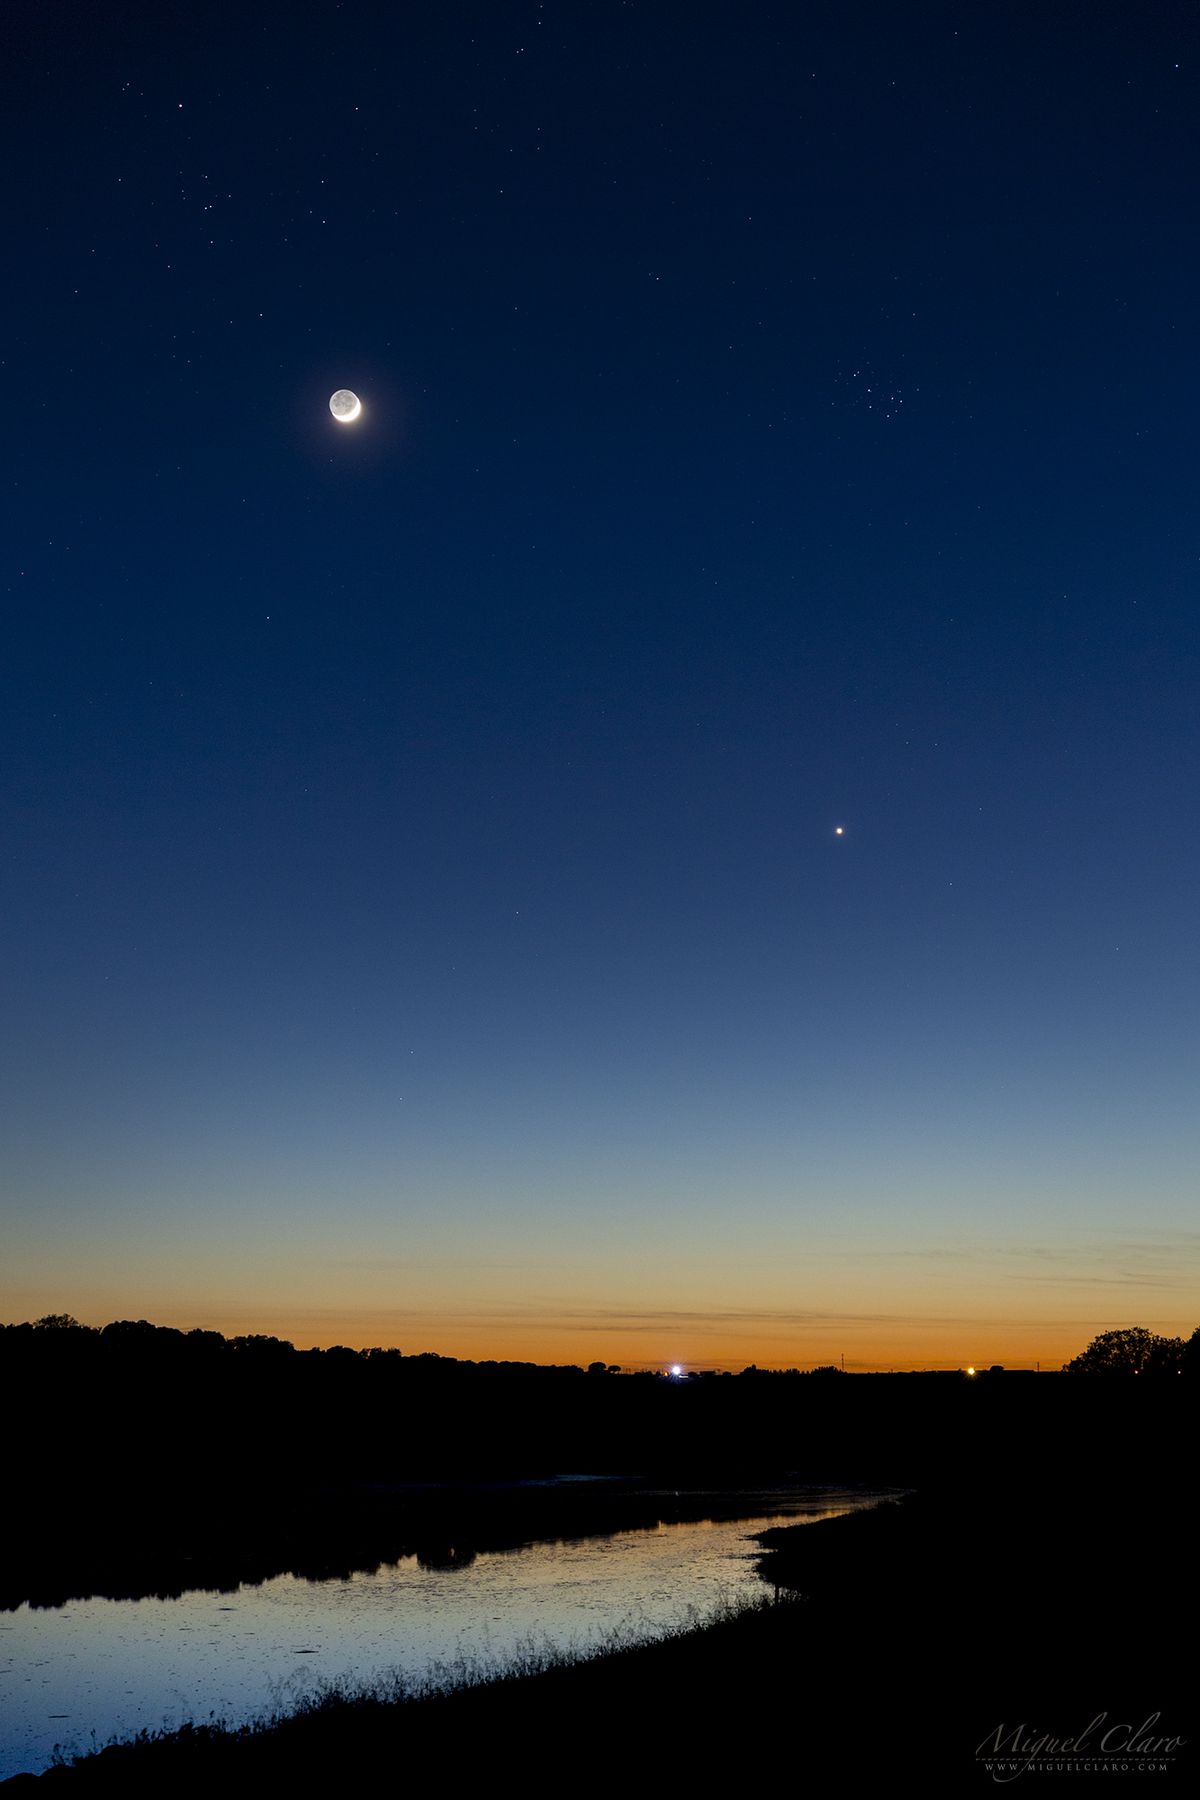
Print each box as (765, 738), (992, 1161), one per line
(0, 1483), (886, 1779)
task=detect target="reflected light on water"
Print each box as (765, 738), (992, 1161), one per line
(0, 1488), (885, 1779)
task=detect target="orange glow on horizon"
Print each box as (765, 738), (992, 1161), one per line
(7, 1295), (1184, 1374)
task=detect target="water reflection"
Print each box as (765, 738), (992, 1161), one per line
(0, 1486), (889, 1781)
(5, 1482), (887, 1612)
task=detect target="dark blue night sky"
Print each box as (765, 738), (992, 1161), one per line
(3, 2), (1198, 1367)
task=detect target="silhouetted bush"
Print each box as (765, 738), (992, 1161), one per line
(1062, 1325), (1186, 1374)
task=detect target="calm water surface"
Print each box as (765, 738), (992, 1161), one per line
(0, 1486), (880, 1778)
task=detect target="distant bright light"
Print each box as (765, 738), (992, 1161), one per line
(834, 825), (845, 836)
(670, 1364), (683, 1377)
(966, 1366), (976, 1376)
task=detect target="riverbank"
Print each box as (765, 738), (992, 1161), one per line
(2, 1476), (884, 1612)
(6, 1478), (1193, 1791)
(8, 1370), (1161, 1615)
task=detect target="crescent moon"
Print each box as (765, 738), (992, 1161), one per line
(329, 389), (362, 424)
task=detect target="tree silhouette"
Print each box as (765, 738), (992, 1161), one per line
(1062, 1326), (1184, 1374)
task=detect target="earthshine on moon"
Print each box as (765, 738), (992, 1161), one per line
(329, 389), (362, 423)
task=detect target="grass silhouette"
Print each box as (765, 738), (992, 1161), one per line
(31, 1591), (790, 1790)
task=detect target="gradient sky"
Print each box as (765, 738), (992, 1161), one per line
(3, 2), (1198, 1368)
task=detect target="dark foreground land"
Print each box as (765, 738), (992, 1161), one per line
(6, 1479), (1194, 1794)
(3, 1326), (1195, 1790)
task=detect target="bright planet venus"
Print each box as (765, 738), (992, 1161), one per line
(329, 389), (362, 423)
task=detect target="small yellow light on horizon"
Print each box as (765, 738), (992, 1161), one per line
(966, 1366), (976, 1376)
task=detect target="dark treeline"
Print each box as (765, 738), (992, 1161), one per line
(4, 1314), (1197, 1615)
(1061, 1323), (1199, 1373)
(10, 1312), (1200, 1383)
